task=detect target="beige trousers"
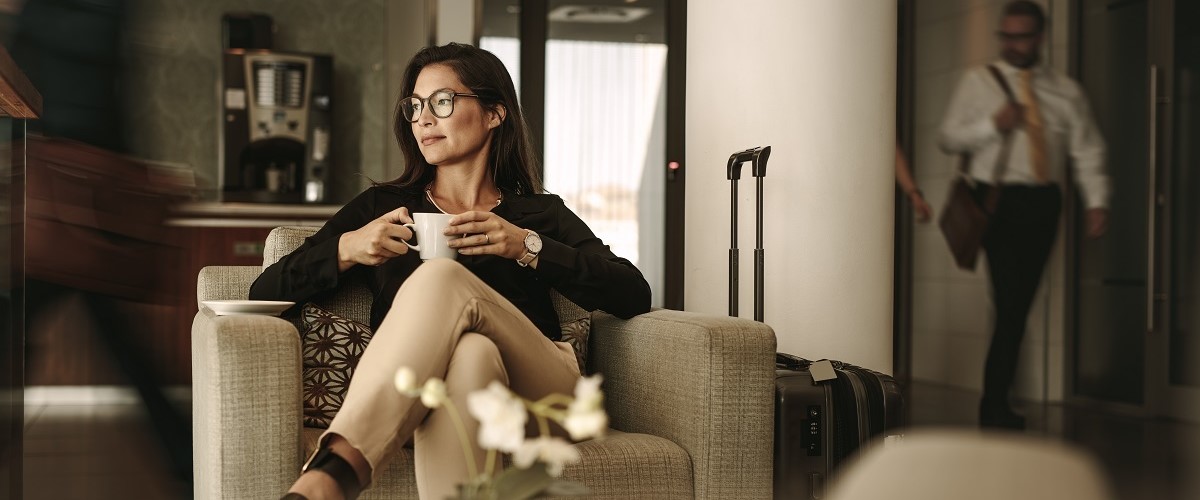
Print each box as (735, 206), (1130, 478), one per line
(320, 258), (582, 499)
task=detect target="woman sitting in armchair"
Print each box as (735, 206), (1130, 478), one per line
(249, 43), (652, 500)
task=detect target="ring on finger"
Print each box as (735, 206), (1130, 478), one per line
(483, 233), (491, 244)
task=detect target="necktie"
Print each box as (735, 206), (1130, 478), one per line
(1018, 69), (1049, 182)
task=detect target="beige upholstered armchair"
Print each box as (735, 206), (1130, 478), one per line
(192, 226), (776, 499)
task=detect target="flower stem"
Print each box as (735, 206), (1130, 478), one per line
(536, 412), (550, 437)
(484, 448), (497, 478)
(440, 399), (479, 480)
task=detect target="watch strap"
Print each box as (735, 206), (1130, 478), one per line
(517, 250), (537, 267)
(517, 230), (539, 267)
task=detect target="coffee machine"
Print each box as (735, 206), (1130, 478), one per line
(221, 49), (332, 203)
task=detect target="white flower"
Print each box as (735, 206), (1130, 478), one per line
(420, 378), (447, 408)
(513, 436), (580, 477)
(563, 407), (608, 441)
(394, 367), (418, 394)
(467, 381), (528, 453)
(562, 375), (608, 440)
(572, 375), (604, 411)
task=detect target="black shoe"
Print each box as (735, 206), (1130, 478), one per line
(979, 403), (1026, 430)
(281, 447), (364, 500)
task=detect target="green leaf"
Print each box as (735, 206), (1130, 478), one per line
(491, 462), (553, 500)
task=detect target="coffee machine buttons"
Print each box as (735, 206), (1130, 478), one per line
(313, 127), (329, 162)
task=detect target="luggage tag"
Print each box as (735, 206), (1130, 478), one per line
(809, 359), (837, 383)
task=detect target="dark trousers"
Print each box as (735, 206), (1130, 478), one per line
(973, 183), (1062, 408)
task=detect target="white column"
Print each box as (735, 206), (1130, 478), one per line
(686, 0), (896, 371)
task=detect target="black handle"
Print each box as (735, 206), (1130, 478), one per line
(727, 146), (772, 320)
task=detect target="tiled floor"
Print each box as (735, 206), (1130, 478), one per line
(19, 382), (1200, 499)
(907, 382), (1200, 500)
(23, 394), (191, 500)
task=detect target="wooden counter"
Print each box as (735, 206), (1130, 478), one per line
(28, 202), (336, 386)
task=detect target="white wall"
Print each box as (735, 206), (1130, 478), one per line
(436, 0), (477, 45)
(385, 1), (432, 180)
(910, 0), (1070, 401)
(686, 0), (897, 372)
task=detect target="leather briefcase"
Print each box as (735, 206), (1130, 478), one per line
(938, 171), (992, 271)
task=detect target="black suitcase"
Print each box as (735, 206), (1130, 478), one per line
(773, 353), (903, 499)
(723, 147), (904, 500)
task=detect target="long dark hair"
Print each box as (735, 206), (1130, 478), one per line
(388, 43), (542, 195)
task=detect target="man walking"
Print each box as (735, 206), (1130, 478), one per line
(938, 0), (1110, 429)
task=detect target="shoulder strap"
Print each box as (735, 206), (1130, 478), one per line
(987, 64), (1016, 102)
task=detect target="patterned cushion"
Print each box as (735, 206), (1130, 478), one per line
(559, 317), (591, 375)
(300, 303), (373, 428)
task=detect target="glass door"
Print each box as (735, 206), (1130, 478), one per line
(1072, 0), (1200, 422)
(1162, 0), (1200, 421)
(479, 0), (683, 308)
(1072, 0), (1149, 408)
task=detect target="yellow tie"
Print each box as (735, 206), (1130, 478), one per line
(1018, 70), (1049, 182)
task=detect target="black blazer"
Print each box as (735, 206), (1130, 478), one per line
(248, 184), (652, 340)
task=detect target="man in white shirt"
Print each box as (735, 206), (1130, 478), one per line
(938, 0), (1110, 430)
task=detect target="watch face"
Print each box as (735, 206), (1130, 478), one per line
(524, 232), (543, 252)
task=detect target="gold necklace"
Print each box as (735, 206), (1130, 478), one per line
(425, 186), (502, 214)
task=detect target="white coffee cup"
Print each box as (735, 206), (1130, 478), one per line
(403, 212), (460, 260)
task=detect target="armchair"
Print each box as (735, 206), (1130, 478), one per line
(192, 226), (776, 499)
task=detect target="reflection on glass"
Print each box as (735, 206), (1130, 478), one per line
(479, 36), (520, 95)
(1072, 0), (1148, 405)
(0, 115), (23, 498)
(1170, 1), (1200, 388)
(479, 1), (522, 95)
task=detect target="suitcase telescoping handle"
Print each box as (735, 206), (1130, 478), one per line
(726, 145), (772, 321)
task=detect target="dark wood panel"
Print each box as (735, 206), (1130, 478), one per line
(28, 222), (318, 386)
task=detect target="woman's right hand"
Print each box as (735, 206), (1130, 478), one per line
(337, 207), (414, 271)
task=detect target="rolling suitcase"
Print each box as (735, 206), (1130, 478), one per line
(723, 146), (904, 500)
(773, 353), (902, 499)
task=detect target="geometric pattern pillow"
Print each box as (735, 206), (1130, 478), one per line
(300, 302), (374, 428)
(558, 317), (591, 375)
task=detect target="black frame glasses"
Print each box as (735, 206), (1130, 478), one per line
(400, 88), (480, 122)
(996, 30), (1040, 42)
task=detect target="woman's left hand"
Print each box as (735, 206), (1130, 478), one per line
(445, 211), (528, 260)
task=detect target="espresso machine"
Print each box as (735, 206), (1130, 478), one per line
(221, 49), (332, 203)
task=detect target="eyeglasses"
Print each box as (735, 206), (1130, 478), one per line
(400, 88), (480, 122)
(996, 30), (1040, 42)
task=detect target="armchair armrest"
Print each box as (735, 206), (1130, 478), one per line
(192, 306), (303, 500)
(196, 265), (263, 305)
(590, 309), (776, 500)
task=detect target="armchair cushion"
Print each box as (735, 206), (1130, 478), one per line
(301, 302), (374, 429)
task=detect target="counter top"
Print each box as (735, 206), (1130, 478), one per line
(166, 202), (339, 228)
(170, 201), (341, 218)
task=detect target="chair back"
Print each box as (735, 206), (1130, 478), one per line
(264, 226), (373, 324)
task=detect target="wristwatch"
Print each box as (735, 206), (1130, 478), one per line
(516, 230), (542, 267)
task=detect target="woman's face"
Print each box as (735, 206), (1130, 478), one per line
(410, 64), (502, 168)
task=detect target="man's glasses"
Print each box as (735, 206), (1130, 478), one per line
(996, 31), (1040, 42)
(400, 89), (480, 122)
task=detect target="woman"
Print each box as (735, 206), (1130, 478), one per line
(251, 43), (651, 500)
